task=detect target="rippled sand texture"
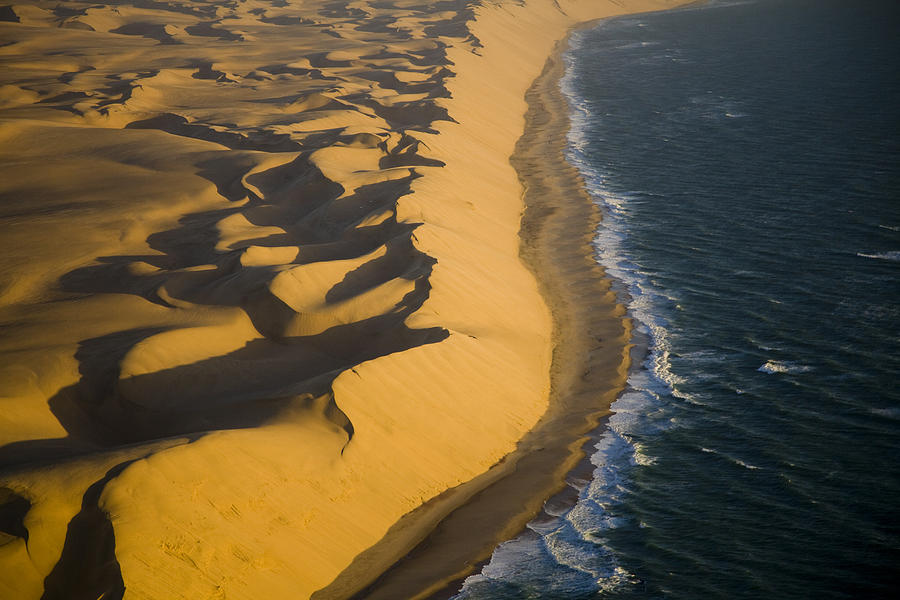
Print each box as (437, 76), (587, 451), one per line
(0, 1), (680, 598)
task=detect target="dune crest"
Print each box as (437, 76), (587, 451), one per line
(0, 0), (684, 598)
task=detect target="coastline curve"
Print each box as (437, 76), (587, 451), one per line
(314, 6), (685, 598)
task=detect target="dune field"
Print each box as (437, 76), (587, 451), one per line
(0, 1), (684, 598)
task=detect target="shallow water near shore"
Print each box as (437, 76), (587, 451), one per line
(452, 0), (900, 598)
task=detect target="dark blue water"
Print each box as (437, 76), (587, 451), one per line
(453, 1), (900, 598)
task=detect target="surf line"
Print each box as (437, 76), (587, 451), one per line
(312, 20), (639, 600)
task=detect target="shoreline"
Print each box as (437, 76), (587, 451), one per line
(315, 2), (697, 595)
(315, 23), (635, 600)
(0, 2), (688, 598)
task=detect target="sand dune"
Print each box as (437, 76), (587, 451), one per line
(1, 1), (684, 598)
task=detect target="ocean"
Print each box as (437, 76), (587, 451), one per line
(451, 0), (900, 598)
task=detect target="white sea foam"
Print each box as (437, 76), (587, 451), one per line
(700, 446), (762, 470)
(757, 361), (786, 374)
(857, 250), (900, 262)
(455, 22), (690, 600)
(870, 407), (900, 420)
(758, 360), (812, 374)
(685, 94), (748, 121)
(611, 40), (662, 51)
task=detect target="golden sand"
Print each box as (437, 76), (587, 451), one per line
(1, 1), (685, 598)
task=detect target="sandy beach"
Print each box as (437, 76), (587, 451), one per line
(1, 1), (685, 598)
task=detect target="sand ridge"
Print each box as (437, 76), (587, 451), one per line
(1, 1), (684, 598)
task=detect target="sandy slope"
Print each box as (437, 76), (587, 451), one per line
(0, 1), (682, 598)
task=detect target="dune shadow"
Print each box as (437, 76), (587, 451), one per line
(0, 1), (504, 597)
(39, 460), (133, 600)
(9, 143), (447, 468)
